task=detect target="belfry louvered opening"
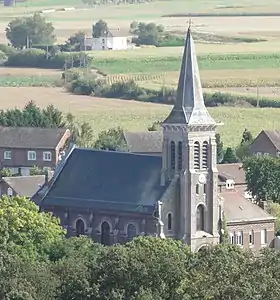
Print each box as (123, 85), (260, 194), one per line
(178, 141), (183, 170)
(171, 141), (175, 170)
(202, 141), (209, 169)
(194, 141), (200, 169)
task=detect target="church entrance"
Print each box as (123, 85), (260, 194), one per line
(101, 221), (111, 245)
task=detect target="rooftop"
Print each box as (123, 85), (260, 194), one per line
(0, 126), (69, 149)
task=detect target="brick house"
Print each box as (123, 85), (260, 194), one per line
(0, 127), (70, 176)
(250, 130), (280, 157)
(33, 27), (276, 252)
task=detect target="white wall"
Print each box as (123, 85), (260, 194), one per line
(85, 37), (128, 51)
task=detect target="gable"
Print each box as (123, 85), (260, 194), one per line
(42, 149), (168, 213)
(250, 130), (278, 153)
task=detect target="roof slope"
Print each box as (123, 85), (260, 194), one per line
(163, 27), (215, 125)
(217, 163), (245, 185)
(263, 130), (280, 150)
(124, 131), (163, 153)
(42, 148), (167, 212)
(0, 127), (68, 149)
(4, 175), (45, 197)
(222, 190), (275, 223)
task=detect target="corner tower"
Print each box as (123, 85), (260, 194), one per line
(161, 26), (220, 251)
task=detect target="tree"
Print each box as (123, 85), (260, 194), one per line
(215, 133), (223, 163)
(94, 237), (189, 300)
(241, 128), (253, 145)
(94, 127), (128, 151)
(131, 22), (165, 46)
(63, 31), (85, 52)
(222, 147), (239, 164)
(243, 156), (280, 203)
(235, 140), (251, 161)
(181, 244), (257, 299)
(0, 168), (12, 177)
(0, 195), (65, 258)
(30, 166), (45, 176)
(92, 20), (108, 38)
(66, 113), (94, 147)
(0, 101), (65, 128)
(6, 13), (55, 49)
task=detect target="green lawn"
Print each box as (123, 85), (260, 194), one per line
(91, 53), (280, 74)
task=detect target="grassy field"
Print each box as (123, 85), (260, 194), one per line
(1, 87), (280, 147)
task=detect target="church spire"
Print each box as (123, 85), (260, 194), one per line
(163, 26), (216, 125)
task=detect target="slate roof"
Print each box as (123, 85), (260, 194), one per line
(163, 27), (216, 125)
(217, 163), (245, 185)
(3, 175), (45, 198)
(221, 190), (275, 223)
(262, 130), (280, 150)
(124, 131), (163, 153)
(41, 148), (167, 213)
(0, 127), (69, 149)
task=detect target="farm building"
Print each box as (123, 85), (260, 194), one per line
(84, 29), (128, 51)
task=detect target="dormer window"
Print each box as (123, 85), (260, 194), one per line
(226, 179), (235, 190)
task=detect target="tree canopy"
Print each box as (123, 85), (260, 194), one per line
(94, 127), (128, 151)
(0, 101), (65, 128)
(6, 13), (55, 49)
(243, 155), (280, 203)
(0, 195), (65, 258)
(92, 20), (109, 38)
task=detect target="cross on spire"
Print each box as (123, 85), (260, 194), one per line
(188, 19), (193, 29)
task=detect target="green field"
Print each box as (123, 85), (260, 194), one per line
(91, 53), (280, 74)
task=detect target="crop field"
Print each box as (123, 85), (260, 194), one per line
(1, 87), (280, 147)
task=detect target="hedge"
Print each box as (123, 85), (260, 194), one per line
(5, 48), (93, 69)
(65, 71), (280, 108)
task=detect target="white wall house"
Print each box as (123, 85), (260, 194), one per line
(85, 30), (128, 51)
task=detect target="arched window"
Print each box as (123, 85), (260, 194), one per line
(101, 221), (111, 246)
(197, 205), (205, 231)
(194, 141), (200, 170)
(167, 213), (172, 230)
(178, 141), (182, 170)
(127, 223), (137, 241)
(202, 141), (208, 169)
(76, 219), (85, 236)
(171, 141), (175, 170)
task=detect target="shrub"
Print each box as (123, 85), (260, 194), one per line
(6, 48), (45, 67)
(6, 49), (93, 69)
(0, 44), (15, 55)
(0, 50), (8, 63)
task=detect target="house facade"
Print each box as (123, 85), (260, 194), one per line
(35, 27), (275, 252)
(0, 127), (70, 176)
(85, 30), (128, 51)
(250, 130), (280, 157)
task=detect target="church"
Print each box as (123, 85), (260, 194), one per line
(35, 27), (276, 252)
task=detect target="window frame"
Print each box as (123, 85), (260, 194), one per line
(43, 151), (52, 161)
(167, 213), (172, 231)
(4, 150), (11, 160)
(249, 230), (254, 245)
(27, 151), (36, 161)
(235, 231), (243, 246)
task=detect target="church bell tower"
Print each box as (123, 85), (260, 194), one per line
(161, 25), (220, 251)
